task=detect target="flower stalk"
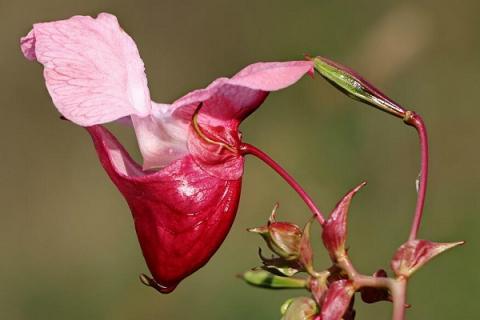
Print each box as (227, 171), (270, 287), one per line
(240, 143), (325, 225)
(391, 278), (408, 320)
(311, 55), (431, 242)
(403, 112), (429, 241)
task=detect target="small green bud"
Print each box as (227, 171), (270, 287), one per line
(312, 56), (406, 118)
(242, 270), (307, 289)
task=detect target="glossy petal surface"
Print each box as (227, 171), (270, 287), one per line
(87, 125), (242, 291)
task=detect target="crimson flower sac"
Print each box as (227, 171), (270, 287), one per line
(20, 13), (314, 293)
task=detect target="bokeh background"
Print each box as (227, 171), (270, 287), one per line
(1, 0), (479, 319)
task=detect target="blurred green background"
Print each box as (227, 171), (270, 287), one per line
(1, 0), (478, 319)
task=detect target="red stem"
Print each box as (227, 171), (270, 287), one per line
(406, 114), (429, 240)
(391, 278), (408, 320)
(240, 143), (325, 225)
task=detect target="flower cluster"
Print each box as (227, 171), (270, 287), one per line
(240, 56), (463, 320)
(243, 183), (462, 319)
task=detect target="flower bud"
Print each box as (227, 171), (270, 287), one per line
(281, 297), (318, 320)
(299, 219), (316, 275)
(322, 182), (366, 261)
(311, 56), (406, 118)
(391, 239), (464, 278)
(242, 270), (307, 289)
(320, 280), (355, 320)
(249, 204), (303, 260)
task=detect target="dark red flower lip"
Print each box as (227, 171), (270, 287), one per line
(86, 125), (243, 292)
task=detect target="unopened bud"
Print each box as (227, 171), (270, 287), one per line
(242, 270), (307, 289)
(299, 219), (316, 275)
(311, 56), (406, 118)
(322, 182), (366, 261)
(248, 204), (303, 260)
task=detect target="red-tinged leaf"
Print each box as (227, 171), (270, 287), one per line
(258, 248), (302, 276)
(309, 275), (328, 306)
(320, 280), (355, 320)
(322, 182), (366, 260)
(391, 239), (464, 278)
(343, 295), (356, 320)
(299, 219), (315, 273)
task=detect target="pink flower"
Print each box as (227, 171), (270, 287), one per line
(21, 13), (313, 292)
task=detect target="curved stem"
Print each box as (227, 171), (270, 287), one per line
(240, 143), (325, 225)
(404, 113), (429, 240)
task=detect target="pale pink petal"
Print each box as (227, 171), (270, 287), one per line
(171, 60), (314, 123)
(230, 61), (315, 90)
(20, 30), (36, 60)
(21, 13), (151, 126)
(131, 102), (190, 169)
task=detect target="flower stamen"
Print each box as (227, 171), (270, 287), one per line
(192, 102), (238, 154)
